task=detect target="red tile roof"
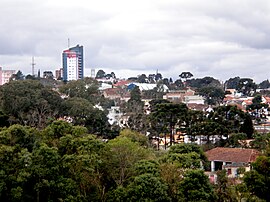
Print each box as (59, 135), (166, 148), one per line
(113, 80), (130, 87)
(206, 147), (260, 163)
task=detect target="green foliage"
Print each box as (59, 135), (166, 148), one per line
(216, 170), (237, 202)
(163, 144), (207, 169)
(259, 79), (270, 89)
(186, 76), (222, 88)
(0, 110), (9, 127)
(59, 77), (100, 104)
(166, 152), (202, 169)
(10, 70), (24, 80)
(125, 174), (171, 202)
(247, 95), (269, 111)
(237, 78), (257, 96)
(159, 162), (184, 201)
(125, 86), (146, 132)
(197, 86), (225, 105)
(149, 103), (188, 147)
(103, 136), (154, 186)
(119, 129), (149, 147)
(0, 124), (38, 151)
(250, 133), (270, 151)
(0, 121), (107, 201)
(243, 152), (270, 201)
(179, 72), (193, 80)
(129, 86), (142, 102)
(225, 77), (240, 89)
(179, 169), (216, 202)
(220, 133), (248, 148)
(95, 69), (106, 78)
(134, 160), (160, 177)
(168, 143), (207, 162)
(0, 80), (63, 128)
(209, 105), (254, 138)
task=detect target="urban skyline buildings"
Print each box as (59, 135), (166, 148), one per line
(62, 44), (84, 81)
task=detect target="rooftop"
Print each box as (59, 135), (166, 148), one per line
(205, 147), (260, 163)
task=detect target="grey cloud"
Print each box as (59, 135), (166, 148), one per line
(1, 0), (270, 82)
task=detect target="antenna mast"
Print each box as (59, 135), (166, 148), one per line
(31, 57), (36, 76)
(68, 38), (70, 48)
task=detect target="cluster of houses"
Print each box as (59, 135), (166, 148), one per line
(97, 77), (267, 183)
(100, 77), (270, 134)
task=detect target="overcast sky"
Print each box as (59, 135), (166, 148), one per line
(1, 0), (270, 82)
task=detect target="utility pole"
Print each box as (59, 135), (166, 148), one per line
(31, 57), (36, 76)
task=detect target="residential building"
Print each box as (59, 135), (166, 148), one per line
(62, 45), (84, 81)
(205, 147), (260, 182)
(184, 95), (205, 105)
(163, 88), (195, 103)
(0, 67), (16, 85)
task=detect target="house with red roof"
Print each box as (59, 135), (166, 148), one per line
(205, 147), (260, 182)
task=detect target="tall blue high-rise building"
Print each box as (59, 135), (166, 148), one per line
(62, 44), (84, 81)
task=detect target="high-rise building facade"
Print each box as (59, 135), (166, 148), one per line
(62, 45), (84, 81)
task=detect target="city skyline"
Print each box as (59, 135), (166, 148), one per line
(1, 0), (270, 82)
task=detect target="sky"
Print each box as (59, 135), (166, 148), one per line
(1, 0), (270, 83)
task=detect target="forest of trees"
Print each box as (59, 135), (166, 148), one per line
(1, 121), (270, 201)
(0, 75), (270, 201)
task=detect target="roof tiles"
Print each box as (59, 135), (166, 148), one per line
(206, 147), (260, 163)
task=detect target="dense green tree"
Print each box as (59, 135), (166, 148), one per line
(125, 174), (171, 202)
(174, 79), (184, 89)
(125, 86), (146, 132)
(0, 80), (63, 128)
(225, 77), (240, 89)
(155, 73), (163, 81)
(163, 143), (207, 169)
(186, 76), (222, 89)
(103, 136), (154, 186)
(179, 72), (193, 81)
(62, 97), (94, 125)
(209, 105), (254, 138)
(247, 95), (269, 123)
(237, 78), (257, 96)
(10, 70), (25, 81)
(137, 74), (148, 83)
(244, 153), (270, 201)
(250, 133), (270, 151)
(84, 107), (111, 137)
(159, 162), (184, 201)
(95, 69), (106, 78)
(149, 103), (188, 147)
(219, 133), (248, 148)
(240, 114), (254, 138)
(119, 129), (149, 147)
(0, 121), (107, 201)
(179, 169), (216, 202)
(168, 143), (207, 161)
(258, 79), (270, 89)
(216, 170), (237, 202)
(197, 86), (225, 105)
(59, 77), (101, 104)
(0, 109), (9, 127)
(134, 160), (160, 177)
